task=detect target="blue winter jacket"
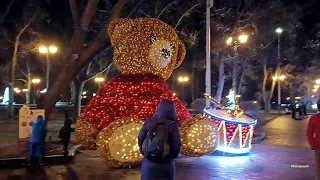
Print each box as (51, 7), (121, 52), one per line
(29, 115), (47, 143)
(138, 99), (182, 180)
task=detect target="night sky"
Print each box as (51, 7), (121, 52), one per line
(0, 0), (319, 103)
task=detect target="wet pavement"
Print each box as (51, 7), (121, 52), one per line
(0, 115), (315, 180)
(0, 144), (315, 180)
(261, 115), (309, 148)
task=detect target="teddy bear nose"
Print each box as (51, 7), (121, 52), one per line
(161, 48), (171, 58)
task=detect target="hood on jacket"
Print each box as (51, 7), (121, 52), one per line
(36, 115), (44, 125)
(153, 99), (178, 121)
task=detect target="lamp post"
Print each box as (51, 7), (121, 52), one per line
(226, 34), (248, 94)
(273, 75), (285, 113)
(31, 78), (41, 104)
(39, 45), (57, 92)
(178, 76), (189, 105)
(94, 77), (105, 88)
(275, 28), (283, 64)
(205, 0), (214, 107)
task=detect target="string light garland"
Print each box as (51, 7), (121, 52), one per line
(75, 119), (99, 149)
(180, 115), (219, 157)
(96, 118), (144, 167)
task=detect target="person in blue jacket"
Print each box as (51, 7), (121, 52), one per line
(27, 115), (47, 165)
(138, 99), (182, 180)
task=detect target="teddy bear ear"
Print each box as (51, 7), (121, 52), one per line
(174, 40), (186, 69)
(108, 18), (132, 46)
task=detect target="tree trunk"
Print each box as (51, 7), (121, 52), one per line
(74, 81), (85, 121)
(214, 55), (225, 102)
(262, 61), (269, 112)
(8, 37), (19, 119)
(7, 9), (38, 119)
(191, 61), (196, 102)
(237, 59), (247, 96)
(26, 75), (32, 104)
(39, 0), (126, 120)
(70, 81), (76, 104)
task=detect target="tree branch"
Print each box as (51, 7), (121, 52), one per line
(174, 3), (201, 30)
(0, 0), (14, 24)
(85, 62), (114, 82)
(69, 0), (81, 27)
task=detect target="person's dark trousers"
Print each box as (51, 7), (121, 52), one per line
(28, 142), (45, 164)
(62, 140), (70, 156)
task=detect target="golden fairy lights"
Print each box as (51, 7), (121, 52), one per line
(96, 118), (143, 167)
(180, 115), (219, 157)
(75, 119), (99, 150)
(108, 18), (186, 80)
(204, 93), (244, 118)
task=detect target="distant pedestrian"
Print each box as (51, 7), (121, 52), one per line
(298, 104), (303, 119)
(58, 115), (74, 156)
(27, 115), (47, 165)
(306, 99), (320, 179)
(302, 104), (308, 119)
(138, 99), (181, 180)
(291, 103), (296, 119)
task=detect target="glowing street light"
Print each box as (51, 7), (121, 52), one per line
(22, 89), (28, 92)
(313, 89), (318, 93)
(32, 79), (41, 84)
(273, 75), (286, 112)
(39, 45), (58, 91)
(315, 85), (320, 89)
(178, 76), (189, 82)
(316, 79), (320, 85)
(273, 75), (286, 81)
(94, 77), (105, 82)
(226, 37), (233, 45)
(276, 28), (283, 34)
(177, 76), (189, 104)
(226, 34), (248, 93)
(238, 34), (248, 43)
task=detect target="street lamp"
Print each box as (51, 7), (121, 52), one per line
(316, 79), (320, 85)
(273, 75), (286, 113)
(315, 85), (320, 89)
(275, 28), (283, 65)
(31, 78), (41, 104)
(31, 79), (41, 84)
(39, 45), (57, 91)
(205, 0), (214, 108)
(95, 77), (105, 88)
(226, 34), (248, 93)
(313, 89), (318, 93)
(177, 76), (189, 105)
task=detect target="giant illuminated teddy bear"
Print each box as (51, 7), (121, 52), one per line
(75, 18), (218, 167)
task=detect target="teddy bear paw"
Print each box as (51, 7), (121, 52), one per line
(96, 118), (144, 167)
(75, 119), (100, 150)
(180, 114), (219, 157)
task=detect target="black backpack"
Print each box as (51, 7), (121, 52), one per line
(142, 118), (174, 161)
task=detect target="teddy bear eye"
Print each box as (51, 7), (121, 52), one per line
(150, 35), (157, 43)
(170, 43), (175, 50)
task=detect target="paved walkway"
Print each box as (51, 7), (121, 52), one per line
(0, 144), (315, 180)
(262, 115), (309, 148)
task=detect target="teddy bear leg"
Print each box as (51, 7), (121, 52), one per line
(96, 118), (144, 167)
(75, 119), (100, 150)
(180, 115), (219, 157)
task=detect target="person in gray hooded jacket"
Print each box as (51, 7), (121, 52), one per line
(138, 99), (181, 180)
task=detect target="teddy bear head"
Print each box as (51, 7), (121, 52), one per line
(108, 18), (186, 80)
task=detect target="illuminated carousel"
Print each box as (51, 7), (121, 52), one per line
(204, 90), (257, 154)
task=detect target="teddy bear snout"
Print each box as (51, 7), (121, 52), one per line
(161, 48), (171, 59)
